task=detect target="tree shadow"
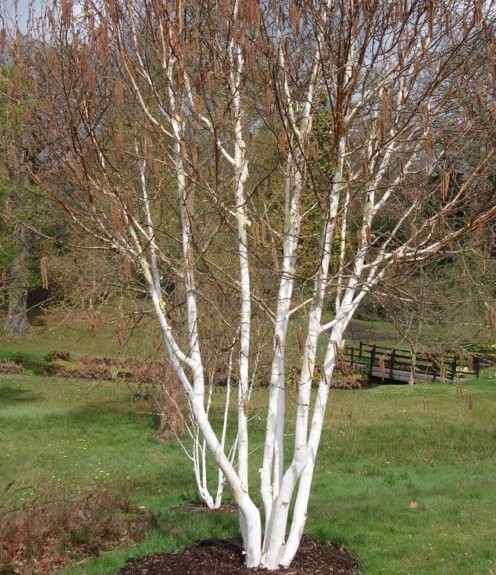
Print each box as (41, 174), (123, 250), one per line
(27, 305), (47, 327)
(0, 386), (41, 403)
(26, 287), (53, 327)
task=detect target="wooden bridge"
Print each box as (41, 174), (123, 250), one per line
(342, 342), (491, 384)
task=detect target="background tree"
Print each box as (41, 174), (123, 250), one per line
(5, 0), (496, 569)
(0, 67), (56, 332)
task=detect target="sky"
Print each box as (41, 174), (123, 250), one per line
(2, 0), (85, 34)
(2, 0), (42, 32)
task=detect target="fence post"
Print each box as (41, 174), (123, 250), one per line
(474, 355), (480, 378)
(369, 345), (376, 379)
(389, 349), (396, 381)
(451, 354), (457, 380)
(359, 340), (363, 361)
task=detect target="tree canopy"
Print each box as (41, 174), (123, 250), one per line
(2, 0), (496, 569)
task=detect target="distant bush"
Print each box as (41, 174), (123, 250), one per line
(0, 361), (22, 374)
(45, 350), (71, 361)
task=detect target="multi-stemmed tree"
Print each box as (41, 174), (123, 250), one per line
(5, 0), (496, 568)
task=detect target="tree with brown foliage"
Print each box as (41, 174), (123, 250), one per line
(4, 0), (496, 568)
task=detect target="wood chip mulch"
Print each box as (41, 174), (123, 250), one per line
(117, 536), (360, 575)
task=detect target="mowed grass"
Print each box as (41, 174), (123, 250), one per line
(311, 381), (496, 574)
(1, 367), (495, 575)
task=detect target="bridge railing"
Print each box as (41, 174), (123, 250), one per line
(343, 342), (483, 383)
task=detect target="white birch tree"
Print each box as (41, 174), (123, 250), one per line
(4, 0), (496, 568)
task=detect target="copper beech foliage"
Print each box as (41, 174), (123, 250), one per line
(3, 0), (496, 569)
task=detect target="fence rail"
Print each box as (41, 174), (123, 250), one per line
(343, 342), (490, 383)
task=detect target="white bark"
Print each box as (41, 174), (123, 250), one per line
(261, 8), (327, 548)
(14, 0), (496, 570)
(222, 0), (259, 553)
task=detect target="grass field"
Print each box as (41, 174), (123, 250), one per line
(1, 352), (495, 575)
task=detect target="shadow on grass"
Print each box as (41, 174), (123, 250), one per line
(0, 386), (42, 403)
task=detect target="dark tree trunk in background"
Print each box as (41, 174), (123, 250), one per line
(5, 225), (31, 333)
(5, 253), (30, 333)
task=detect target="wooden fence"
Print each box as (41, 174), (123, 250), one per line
(343, 342), (492, 383)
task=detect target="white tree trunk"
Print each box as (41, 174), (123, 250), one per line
(14, 0), (496, 570)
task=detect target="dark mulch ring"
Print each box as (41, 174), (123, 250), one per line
(117, 536), (360, 575)
(171, 500), (239, 514)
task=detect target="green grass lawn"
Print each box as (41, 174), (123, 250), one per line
(312, 381), (496, 574)
(0, 304), (165, 360)
(1, 366), (495, 575)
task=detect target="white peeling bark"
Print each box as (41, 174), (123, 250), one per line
(261, 6), (330, 565)
(262, 136), (346, 568)
(21, 1), (496, 571)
